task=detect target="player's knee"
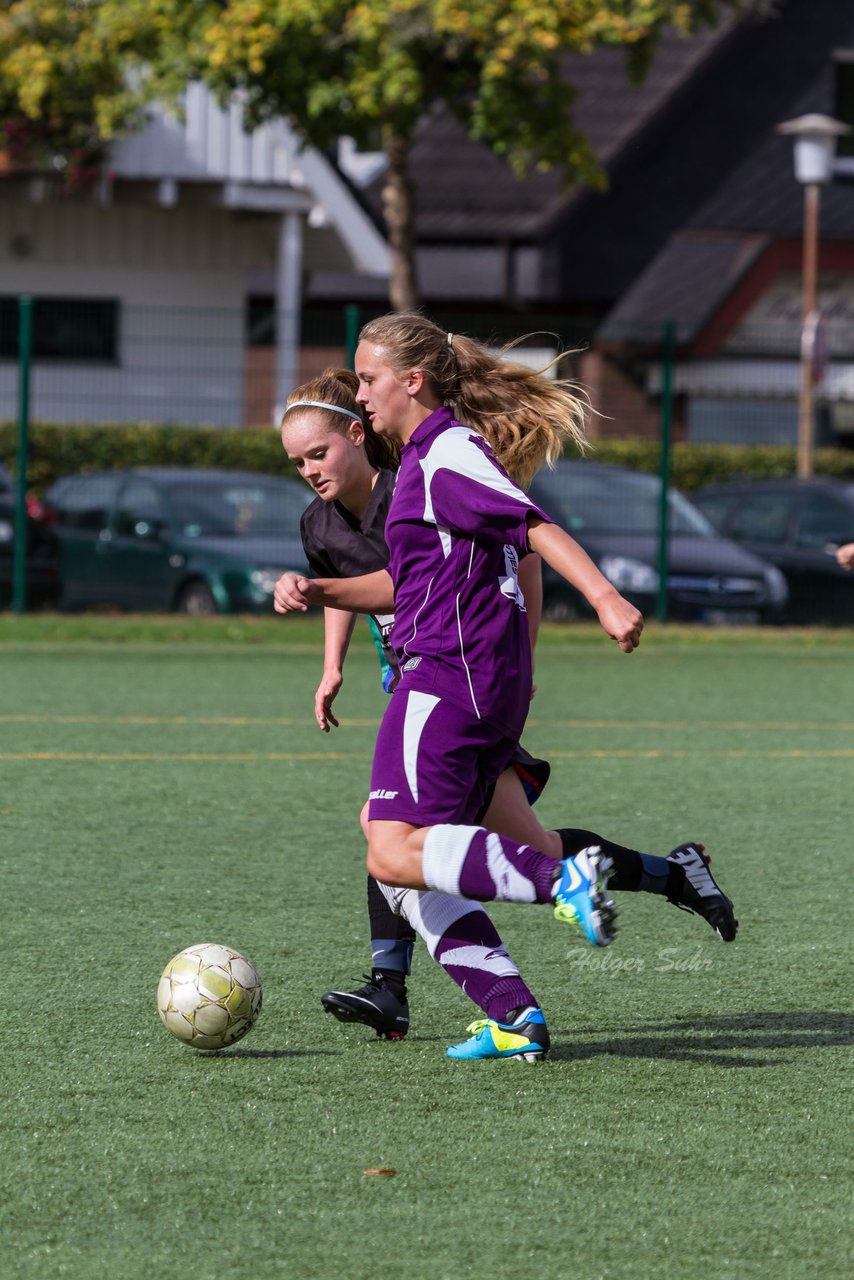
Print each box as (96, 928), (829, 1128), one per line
(366, 840), (395, 884)
(366, 825), (408, 885)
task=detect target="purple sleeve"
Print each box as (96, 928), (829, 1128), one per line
(425, 431), (554, 549)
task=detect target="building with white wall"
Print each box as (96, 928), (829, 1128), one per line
(0, 84), (389, 426)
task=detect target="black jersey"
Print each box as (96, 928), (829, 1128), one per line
(300, 469), (398, 689)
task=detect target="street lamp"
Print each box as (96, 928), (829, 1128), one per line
(777, 113), (850, 478)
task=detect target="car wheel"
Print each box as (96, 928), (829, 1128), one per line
(176, 580), (219, 615)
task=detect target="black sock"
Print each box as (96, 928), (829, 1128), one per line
(556, 827), (644, 892)
(503, 1004), (537, 1025)
(373, 968), (407, 1001)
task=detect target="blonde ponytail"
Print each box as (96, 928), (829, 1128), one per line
(359, 312), (589, 489)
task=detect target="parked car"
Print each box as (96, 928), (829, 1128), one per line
(43, 467), (312, 614)
(693, 476), (854, 625)
(0, 461), (61, 608)
(528, 461), (788, 624)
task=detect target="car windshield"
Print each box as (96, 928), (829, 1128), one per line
(530, 467), (716, 537)
(168, 479), (311, 539)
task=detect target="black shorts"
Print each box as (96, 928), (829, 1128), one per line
(511, 744), (551, 806)
(472, 743), (551, 823)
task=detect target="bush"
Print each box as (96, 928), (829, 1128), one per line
(0, 421), (290, 491)
(3, 421), (854, 494)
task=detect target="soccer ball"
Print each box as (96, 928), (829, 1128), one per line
(157, 943), (262, 1051)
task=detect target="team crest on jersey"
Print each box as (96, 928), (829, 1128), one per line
(498, 544), (526, 610)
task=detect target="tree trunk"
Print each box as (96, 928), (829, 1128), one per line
(380, 126), (419, 312)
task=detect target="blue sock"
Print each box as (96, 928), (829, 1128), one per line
(370, 937), (413, 974)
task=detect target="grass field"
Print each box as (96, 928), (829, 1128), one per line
(1, 616), (852, 1280)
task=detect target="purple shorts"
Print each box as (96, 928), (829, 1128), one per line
(367, 688), (519, 826)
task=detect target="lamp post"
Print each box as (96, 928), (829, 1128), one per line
(777, 113), (850, 478)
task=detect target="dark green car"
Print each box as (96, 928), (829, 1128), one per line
(44, 467), (312, 614)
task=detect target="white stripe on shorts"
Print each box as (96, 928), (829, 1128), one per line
(402, 689), (440, 804)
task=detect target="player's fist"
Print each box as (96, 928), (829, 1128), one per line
(274, 571), (312, 613)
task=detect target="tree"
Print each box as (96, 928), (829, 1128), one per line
(0, 1), (747, 305)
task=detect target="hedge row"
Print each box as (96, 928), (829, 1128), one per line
(3, 420), (854, 495)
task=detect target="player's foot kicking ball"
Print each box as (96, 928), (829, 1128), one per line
(553, 847), (617, 946)
(321, 976), (410, 1040)
(446, 1007), (550, 1061)
(666, 842), (738, 941)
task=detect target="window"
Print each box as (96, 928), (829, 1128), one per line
(694, 492), (739, 533)
(0, 297), (119, 361)
(834, 55), (854, 159)
(53, 476), (120, 531)
(796, 494), (854, 548)
(729, 493), (792, 543)
(114, 480), (166, 540)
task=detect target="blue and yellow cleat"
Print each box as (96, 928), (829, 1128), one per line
(553, 846), (617, 947)
(446, 1007), (550, 1061)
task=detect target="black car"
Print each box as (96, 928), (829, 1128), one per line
(693, 476), (854, 625)
(44, 467), (312, 614)
(528, 461), (788, 624)
(0, 461), (61, 608)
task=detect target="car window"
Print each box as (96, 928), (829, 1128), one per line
(729, 493), (792, 543)
(114, 480), (166, 539)
(167, 479), (311, 538)
(694, 492), (739, 532)
(54, 476), (120, 531)
(529, 467), (715, 537)
(795, 494), (854, 548)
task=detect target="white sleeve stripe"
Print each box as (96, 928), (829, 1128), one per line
(420, 427), (533, 527)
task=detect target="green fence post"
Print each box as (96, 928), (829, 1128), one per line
(656, 318), (675, 625)
(345, 304), (361, 369)
(12, 295), (33, 615)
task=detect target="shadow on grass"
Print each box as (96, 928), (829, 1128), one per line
(548, 1011), (853, 1068)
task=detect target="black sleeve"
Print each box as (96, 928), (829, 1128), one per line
(300, 508), (336, 578)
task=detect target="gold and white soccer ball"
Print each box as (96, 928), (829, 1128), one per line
(157, 943), (262, 1051)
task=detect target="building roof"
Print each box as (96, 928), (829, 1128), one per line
(594, 0), (854, 343)
(365, 24), (730, 242)
(112, 83), (390, 276)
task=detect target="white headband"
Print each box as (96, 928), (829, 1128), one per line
(285, 399), (362, 422)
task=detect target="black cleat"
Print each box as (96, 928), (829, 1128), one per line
(321, 976), (410, 1039)
(666, 842), (738, 941)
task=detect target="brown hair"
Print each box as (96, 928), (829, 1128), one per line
(282, 369), (398, 471)
(358, 312), (589, 488)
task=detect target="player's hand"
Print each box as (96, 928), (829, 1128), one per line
(273, 571), (313, 614)
(315, 671), (343, 732)
(835, 542), (854, 571)
(596, 590), (644, 653)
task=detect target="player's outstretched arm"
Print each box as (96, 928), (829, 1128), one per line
(315, 607), (357, 732)
(527, 517), (643, 652)
(274, 568), (394, 615)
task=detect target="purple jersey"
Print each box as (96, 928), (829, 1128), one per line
(385, 406), (553, 737)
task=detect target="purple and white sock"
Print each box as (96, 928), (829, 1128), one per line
(396, 887), (537, 1021)
(421, 824), (556, 905)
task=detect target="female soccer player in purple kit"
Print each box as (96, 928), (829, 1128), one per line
(276, 314), (737, 1060)
(281, 368), (560, 1057)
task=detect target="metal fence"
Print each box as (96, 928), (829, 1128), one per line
(3, 296), (854, 452)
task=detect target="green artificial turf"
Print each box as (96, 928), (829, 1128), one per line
(1, 618), (851, 1279)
